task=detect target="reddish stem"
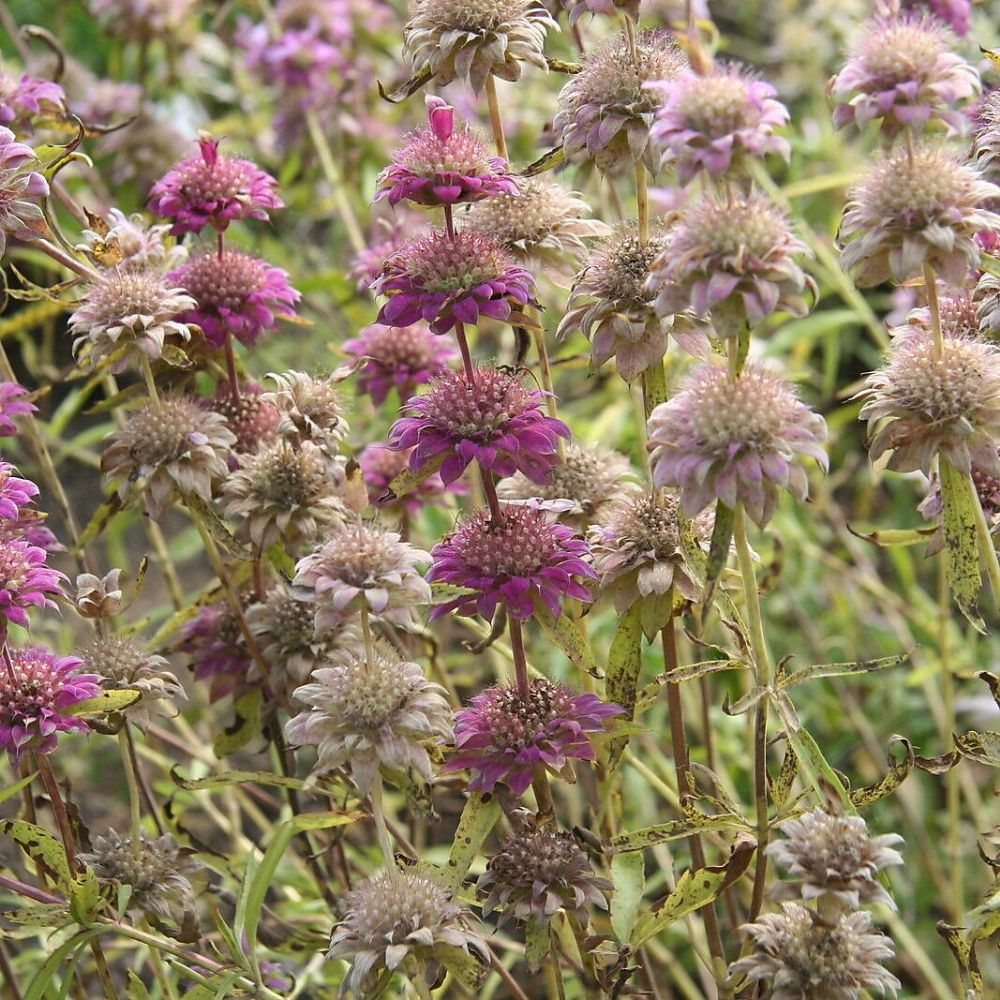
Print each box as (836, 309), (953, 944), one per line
(454, 321), (476, 385)
(508, 616), (530, 700)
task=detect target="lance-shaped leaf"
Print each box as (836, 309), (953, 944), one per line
(524, 918), (550, 972)
(60, 689), (141, 718)
(769, 739), (800, 812)
(631, 835), (755, 947)
(605, 603), (644, 769)
(442, 792), (501, 893)
(636, 659), (747, 713)
(170, 766), (311, 793)
(611, 852), (645, 944)
(608, 812), (750, 854)
(848, 524), (937, 547)
(213, 689), (263, 758)
(938, 458), (987, 633)
(522, 145), (564, 177)
(383, 452), (446, 502)
(377, 66), (434, 103)
(0, 819), (73, 887)
(534, 603), (598, 676)
(849, 736), (914, 808)
(954, 730), (1000, 767)
(776, 649), (910, 689)
(703, 501), (735, 607)
(937, 922), (986, 999)
(184, 493), (252, 561)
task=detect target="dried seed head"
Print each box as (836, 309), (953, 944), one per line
(74, 569), (122, 619)
(261, 370), (348, 457)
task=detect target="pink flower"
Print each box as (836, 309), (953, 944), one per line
(374, 229), (536, 335)
(441, 678), (622, 794)
(342, 322), (456, 406)
(389, 367), (569, 485)
(0, 530), (65, 628)
(649, 65), (790, 184)
(901, 0), (972, 37)
(0, 647), (100, 762)
(427, 504), (595, 621)
(168, 250), (300, 348)
(0, 463), (38, 521)
(237, 15), (342, 96)
(0, 127), (49, 256)
(0, 381), (35, 435)
(376, 97), (518, 208)
(0, 72), (64, 129)
(148, 136), (283, 236)
(176, 603), (252, 703)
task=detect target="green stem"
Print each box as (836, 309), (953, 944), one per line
(529, 319), (566, 463)
(924, 262), (943, 357)
(937, 554), (962, 922)
(484, 73), (508, 159)
(370, 773), (397, 869)
(636, 161), (649, 246)
(360, 605), (375, 672)
(303, 108), (365, 254)
(139, 353), (160, 405)
(971, 473), (1000, 608)
(118, 728), (142, 840)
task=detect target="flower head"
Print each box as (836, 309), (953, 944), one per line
(468, 178), (611, 289)
(442, 678), (622, 793)
(831, 14), (977, 141)
(359, 443), (457, 515)
(403, 0), (555, 93)
(730, 904), (900, 1000)
(293, 521), (431, 629)
(343, 322), (456, 407)
(69, 265), (195, 373)
(74, 569), (122, 619)
(0, 646), (99, 761)
(284, 643), (451, 791)
(648, 192), (813, 339)
(261, 370), (348, 456)
(976, 268), (1000, 337)
(903, 0), (972, 36)
(88, 0), (196, 42)
(80, 831), (199, 937)
(148, 136), (283, 235)
(649, 64), (790, 183)
(0, 532), (65, 628)
(245, 584), (354, 701)
(0, 127), (49, 256)
(389, 367), (569, 486)
(553, 29), (686, 177)
(558, 224), (710, 380)
(589, 491), (709, 628)
(75, 208), (185, 272)
(329, 868), (488, 996)
(376, 97), (518, 208)
(428, 504), (595, 621)
(478, 824), (611, 927)
(0, 462), (38, 522)
(839, 144), (1000, 286)
(0, 380), (35, 435)
(892, 285), (980, 342)
(858, 331), (1000, 475)
(767, 809), (905, 909)
(0, 73), (64, 130)
(374, 229), (536, 335)
(222, 438), (346, 549)
(168, 249), (300, 349)
(176, 603), (252, 703)
(80, 635), (185, 729)
(648, 363), (828, 527)
(498, 441), (635, 526)
(101, 396), (236, 518)
(205, 382), (280, 457)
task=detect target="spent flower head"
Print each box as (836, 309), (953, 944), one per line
(840, 144), (1000, 286)
(442, 678), (622, 793)
(284, 642), (451, 791)
(388, 366), (569, 485)
(329, 868), (488, 997)
(374, 229), (536, 335)
(261, 370), (348, 456)
(649, 64), (791, 183)
(648, 363), (828, 527)
(148, 135), (283, 235)
(428, 503), (596, 621)
(403, 0), (555, 93)
(74, 569), (122, 619)
(648, 192), (813, 339)
(376, 96), (518, 208)
(831, 14), (977, 142)
(0, 646), (99, 762)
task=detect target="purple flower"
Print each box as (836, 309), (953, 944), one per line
(389, 367), (569, 486)
(0, 126), (49, 256)
(373, 229), (536, 335)
(0, 530), (65, 628)
(168, 249), (300, 348)
(347, 223), (413, 291)
(176, 603), (252, 703)
(0, 646), (100, 762)
(0, 381), (35, 435)
(902, 0), (972, 37)
(830, 14), (978, 141)
(649, 65), (790, 184)
(148, 136), (283, 236)
(441, 678), (622, 794)
(427, 504), (595, 621)
(376, 96), (518, 208)
(0, 463), (39, 521)
(343, 322), (456, 406)
(0, 72), (64, 130)
(359, 443), (461, 515)
(647, 363), (828, 528)
(237, 15), (342, 96)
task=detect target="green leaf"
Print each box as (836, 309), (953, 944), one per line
(126, 970), (154, 1000)
(939, 458), (987, 632)
(213, 689), (263, 757)
(73, 495), (123, 552)
(769, 741), (799, 812)
(377, 65), (434, 103)
(605, 603), (644, 769)
(850, 736), (914, 809)
(637, 659), (748, 711)
(429, 582), (478, 606)
(608, 813), (749, 854)
(60, 689), (141, 717)
(1, 903), (69, 926)
(522, 144), (564, 177)
(0, 771), (37, 806)
(631, 836), (755, 947)
(0, 819), (73, 887)
(954, 730), (1000, 767)
(170, 766), (308, 792)
(442, 792), (501, 893)
(437, 943), (491, 990)
(776, 649), (910, 689)
(68, 868), (104, 924)
(611, 852), (645, 944)
(524, 918), (549, 973)
(184, 493), (252, 561)
(937, 922), (985, 998)
(848, 525), (937, 547)
(385, 453), (446, 500)
(534, 605), (598, 676)
(24, 927), (102, 1000)
(704, 501), (735, 605)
